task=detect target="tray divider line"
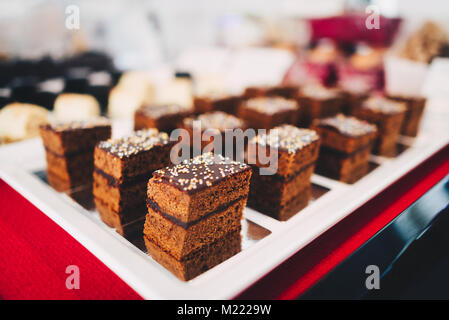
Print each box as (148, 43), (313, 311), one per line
(369, 154), (391, 165)
(243, 208), (283, 232)
(311, 174), (349, 190)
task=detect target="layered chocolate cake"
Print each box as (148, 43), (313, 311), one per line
(297, 85), (343, 127)
(93, 129), (174, 236)
(237, 97), (299, 130)
(243, 85), (299, 100)
(312, 114), (377, 183)
(353, 96), (406, 156)
(134, 104), (193, 133)
(180, 111), (246, 156)
(386, 95), (426, 137)
(246, 124), (320, 220)
(144, 152), (251, 280)
(39, 118), (111, 191)
(193, 92), (242, 115)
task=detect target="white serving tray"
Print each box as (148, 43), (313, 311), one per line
(0, 109), (448, 300)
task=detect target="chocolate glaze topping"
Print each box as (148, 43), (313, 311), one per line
(152, 152), (250, 193)
(97, 129), (170, 158)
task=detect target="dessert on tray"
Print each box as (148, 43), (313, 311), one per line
(180, 111), (246, 156)
(93, 129), (174, 237)
(193, 92), (242, 115)
(353, 96), (406, 156)
(339, 80), (370, 115)
(246, 124), (320, 220)
(144, 152), (251, 280)
(243, 85), (299, 100)
(297, 84), (343, 127)
(312, 114), (377, 183)
(39, 118), (111, 192)
(134, 104), (193, 133)
(0, 103), (49, 143)
(53, 93), (101, 122)
(386, 95), (426, 137)
(237, 96), (299, 130)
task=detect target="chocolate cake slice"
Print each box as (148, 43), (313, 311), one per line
(246, 124), (320, 220)
(297, 85), (343, 127)
(237, 97), (299, 129)
(193, 93), (242, 115)
(386, 95), (426, 137)
(134, 104), (193, 133)
(39, 118), (111, 191)
(93, 129), (174, 235)
(144, 152), (251, 262)
(144, 229), (241, 281)
(353, 96), (406, 156)
(312, 114), (377, 183)
(180, 111), (246, 156)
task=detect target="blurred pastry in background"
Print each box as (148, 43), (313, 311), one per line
(134, 104), (193, 133)
(339, 80), (370, 115)
(243, 85), (299, 100)
(353, 96), (406, 156)
(238, 96), (299, 130)
(193, 92), (242, 115)
(0, 103), (49, 143)
(153, 77), (193, 108)
(348, 45), (385, 71)
(303, 39), (339, 86)
(54, 93), (100, 122)
(386, 94), (427, 137)
(400, 21), (449, 63)
(297, 84), (343, 127)
(337, 44), (385, 95)
(308, 39), (339, 64)
(108, 71), (154, 119)
(193, 73), (240, 114)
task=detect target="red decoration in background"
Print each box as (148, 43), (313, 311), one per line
(309, 14), (402, 47)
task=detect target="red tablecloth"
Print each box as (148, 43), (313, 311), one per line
(1, 144), (448, 300)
